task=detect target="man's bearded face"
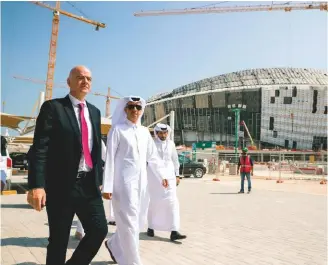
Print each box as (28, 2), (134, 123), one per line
(157, 130), (168, 141)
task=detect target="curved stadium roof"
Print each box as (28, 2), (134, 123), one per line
(147, 67), (328, 103)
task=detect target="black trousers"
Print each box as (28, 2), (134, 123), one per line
(45, 173), (108, 265)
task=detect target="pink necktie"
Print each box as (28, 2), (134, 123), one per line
(79, 103), (93, 169)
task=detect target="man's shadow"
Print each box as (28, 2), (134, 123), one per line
(90, 261), (113, 265)
(1, 237), (48, 248)
(139, 232), (182, 245)
(1, 203), (32, 209)
(210, 192), (239, 195)
(1, 235), (89, 249)
(15, 263), (39, 265)
(16, 261), (111, 265)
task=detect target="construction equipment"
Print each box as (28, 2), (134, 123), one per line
(31, 1), (106, 101)
(241, 120), (257, 150)
(13, 75), (119, 117)
(134, 2), (327, 17)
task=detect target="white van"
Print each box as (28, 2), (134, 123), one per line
(1, 136), (12, 191)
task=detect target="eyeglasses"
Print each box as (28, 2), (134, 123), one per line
(126, 104), (142, 111)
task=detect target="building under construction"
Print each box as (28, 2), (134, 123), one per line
(143, 67), (328, 150)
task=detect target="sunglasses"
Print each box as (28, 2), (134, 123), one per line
(126, 104), (142, 111)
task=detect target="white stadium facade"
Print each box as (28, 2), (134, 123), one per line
(143, 68), (328, 150)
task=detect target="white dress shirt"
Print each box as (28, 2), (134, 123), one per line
(68, 94), (93, 172)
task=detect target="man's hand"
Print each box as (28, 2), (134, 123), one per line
(102, 192), (112, 200)
(176, 176), (180, 186)
(237, 170), (239, 175)
(251, 171), (254, 176)
(27, 188), (46, 211)
(99, 185), (103, 191)
(162, 179), (169, 188)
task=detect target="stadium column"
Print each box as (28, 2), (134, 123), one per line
(192, 95), (198, 141)
(176, 98), (184, 144)
(208, 93), (216, 143)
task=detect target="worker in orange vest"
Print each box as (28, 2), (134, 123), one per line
(237, 147), (253, 194)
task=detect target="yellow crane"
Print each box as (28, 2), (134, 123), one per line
(13, 75), (119, 117)
(31, 1), (106, 101)
(134, 2), (327, 16)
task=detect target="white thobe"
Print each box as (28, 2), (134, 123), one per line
(147, 138), (180, 231)
(102, 121), (166, 265)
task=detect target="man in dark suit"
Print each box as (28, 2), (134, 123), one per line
(27, 65), (108, 265)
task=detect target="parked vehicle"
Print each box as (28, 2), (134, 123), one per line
(178, 154), (206, 178)
(1, 136), (12, 191)
(10, 152), (28, 170)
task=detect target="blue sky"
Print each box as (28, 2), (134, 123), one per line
(1, 1), (327, 126)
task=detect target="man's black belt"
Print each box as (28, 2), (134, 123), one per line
(77, 171), (89, 179)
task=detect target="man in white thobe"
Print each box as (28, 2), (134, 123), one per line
(74, 139), (116, 240)
(102, 96), (168, 265)
(147, 123), (187, 241)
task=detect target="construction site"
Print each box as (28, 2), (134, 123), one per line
(1, 2), (327, 265)
(1, 2), (328, 192)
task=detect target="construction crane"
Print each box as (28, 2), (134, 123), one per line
(241, 120), (257, 150)
(13, 75), (119, 117)
(134, 2), (327, 17)
(31, 1), (106, 101)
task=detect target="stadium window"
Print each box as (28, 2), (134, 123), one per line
(292, 141), (297, 149)
(325, 106), (327, 115)
(269, 117), (274, 130)
(292, 86), (297, 97)
(283, 97), (292, 104)
(312, 90), (318, 113)
(273, 130), (278, 138)
(285, 140), (289, 149)
(275, 90), (280, 97)
(270, 97), (275, 103)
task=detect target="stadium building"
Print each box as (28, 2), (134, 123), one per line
(143, 68), (328, 150)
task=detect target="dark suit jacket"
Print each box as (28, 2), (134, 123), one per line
(28, 95), (103, 199)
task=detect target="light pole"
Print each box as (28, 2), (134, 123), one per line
(227, 104), (246, 162)
(227, 116), (232, 147)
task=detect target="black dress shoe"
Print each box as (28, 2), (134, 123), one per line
(104, 241), (117, 263)
(108, 221), (116, 226)
(147, 228), (154, 237)
(170, 231), (187, 241)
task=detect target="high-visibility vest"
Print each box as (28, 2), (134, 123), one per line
(240, 155), (252, 173)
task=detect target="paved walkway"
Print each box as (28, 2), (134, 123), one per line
(1, 175), (327, 265)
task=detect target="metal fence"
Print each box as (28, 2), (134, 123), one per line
(178, 149), (328, 181)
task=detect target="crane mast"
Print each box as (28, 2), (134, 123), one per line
(241, 120), (254, 146)
(105, 87), (111, 118)
(32, 1), (106, 101)
(46, 1), (60, 100)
